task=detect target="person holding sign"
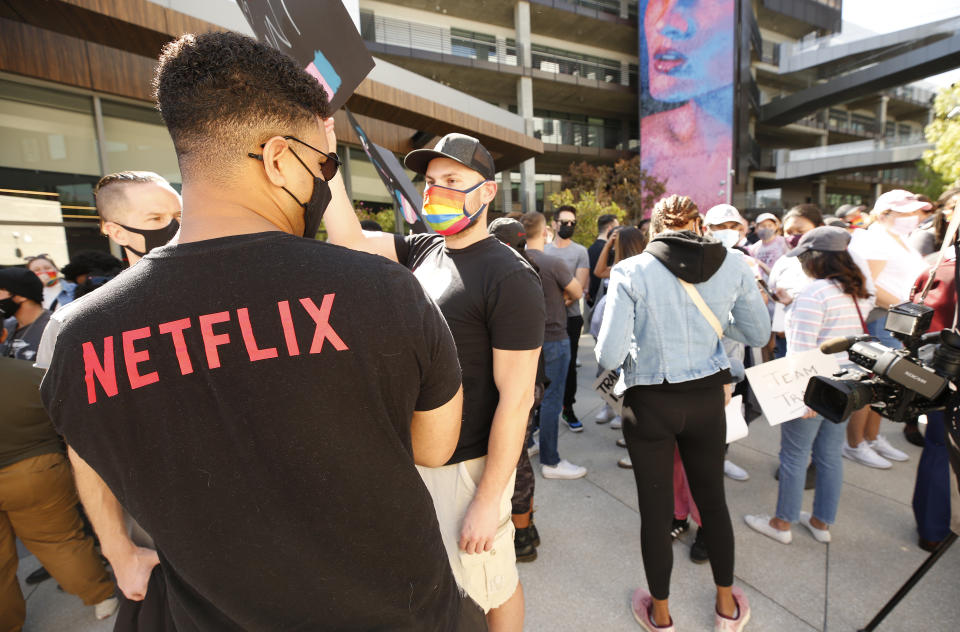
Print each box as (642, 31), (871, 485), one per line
(325, 134), (543, 632)
(596, 194), (769, 632)
(745, 227), (874, 545)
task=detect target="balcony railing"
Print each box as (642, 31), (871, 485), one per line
(531, 0), (639, 20)
(531, 46), (625, 85)
(778, 133), (929, 163)
(359, 12), (518, 67)
(533, 118), (632, 151)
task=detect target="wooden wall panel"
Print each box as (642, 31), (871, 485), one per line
(85, 41), (156, 101)
(60, 0), (167, 33)
(0, 18), (93, 89)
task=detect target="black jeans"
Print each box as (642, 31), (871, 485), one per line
(622, 380), (735, 600)
(563, 315), (583, 411)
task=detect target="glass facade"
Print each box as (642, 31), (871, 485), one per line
(0, 77), (184, 262)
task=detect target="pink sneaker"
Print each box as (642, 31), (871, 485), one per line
(714, 586), (751, 632)
(631, 587), (675, 631)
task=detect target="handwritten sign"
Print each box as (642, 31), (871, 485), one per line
(745, 349), (841, 426)
(592, 369), (622, 414)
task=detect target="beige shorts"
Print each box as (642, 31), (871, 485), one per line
(417, 456), (518, 612)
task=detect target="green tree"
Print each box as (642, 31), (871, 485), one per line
(922, 83), (960, 190)
(548, 189), (624, 248)
(555, 156), (666, 228)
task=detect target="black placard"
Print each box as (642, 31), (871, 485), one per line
(237, 0), (375, 112)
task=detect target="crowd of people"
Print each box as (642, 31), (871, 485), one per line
(1, 28), (958, 632)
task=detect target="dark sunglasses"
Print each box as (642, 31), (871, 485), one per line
(558, 220), (577, 227)
(248, 136), (341, 181)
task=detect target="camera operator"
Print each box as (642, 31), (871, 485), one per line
(909, 228), (958, 551)
(745, 227), (873, 545)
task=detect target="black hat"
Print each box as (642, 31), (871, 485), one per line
(786, 226), (851, 257)
(404, 133), (496, 181)
(488, 218), (526, 249)
(0, 267), (43, 304)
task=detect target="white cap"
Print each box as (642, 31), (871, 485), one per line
(704, 204), (746, 227)
(872, 189), (933, 214)
(755, 212), (779, 225)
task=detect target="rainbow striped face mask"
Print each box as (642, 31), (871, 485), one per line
(422, 180), (490, 235)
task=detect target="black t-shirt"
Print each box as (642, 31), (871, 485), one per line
(395, 234), (544, 464)
(587, 238), (613, 303)
(40, 232), (478, 631)
(1, 311), (51, 361)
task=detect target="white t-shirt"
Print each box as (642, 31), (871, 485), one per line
(849, 223), (927, 303)
(768, 250), (876, 332)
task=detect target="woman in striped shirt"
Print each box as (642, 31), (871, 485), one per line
(745, 226), (874, 544)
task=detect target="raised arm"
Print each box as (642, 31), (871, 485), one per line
(68, 447), (158, 601)
(319, 118), (399, 262)
(593, 235), (616, 279)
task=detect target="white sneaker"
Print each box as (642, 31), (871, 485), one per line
(542, 459), (587, 480)
(527, 438), (539, 458)
(744, 514), (792, 544)
(799, 511), (831, 543)
(94, 596), (119, 620)
(843, 440), (892, 469)
(610, 416), (622, 429)
(617, 456), (633, 469)
(870, 434), (909, 462)
(594, 404), (614, 424)
(724, 459), (750, 481)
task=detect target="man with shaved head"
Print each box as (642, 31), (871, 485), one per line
(94, 171), (182, 265)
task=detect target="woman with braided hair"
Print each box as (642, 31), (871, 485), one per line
(596, 194), (770, 632)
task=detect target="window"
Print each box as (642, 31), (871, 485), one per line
(101, 101), (180, 185)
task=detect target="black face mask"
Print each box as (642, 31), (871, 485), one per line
(282, 161), (333, 239)
(557, 224), (576, 240)
(0, 297), (19, 319)
(119, 218), (180, 258)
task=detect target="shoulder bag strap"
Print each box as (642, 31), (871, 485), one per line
(850, 294), (869, 334)
(678, 279), (725, 340)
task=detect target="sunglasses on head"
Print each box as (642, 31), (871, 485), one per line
(248, 136), (341, 181)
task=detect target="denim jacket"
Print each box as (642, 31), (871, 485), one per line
(596, 234), (770, 392)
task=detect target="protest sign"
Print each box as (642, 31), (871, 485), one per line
(745, 349), (841, 426)
(593, 370), (622, 414)
(237, 0), (375, 111)
(344, 108), (428, 233)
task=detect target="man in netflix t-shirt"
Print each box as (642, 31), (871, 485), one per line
(40, 32), (483, 631)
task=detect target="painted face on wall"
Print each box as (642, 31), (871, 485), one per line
(644, 0), (735, 103)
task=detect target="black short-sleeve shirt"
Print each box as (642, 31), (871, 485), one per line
(40, 232), (477, 631)
(395, 233), (544, 463)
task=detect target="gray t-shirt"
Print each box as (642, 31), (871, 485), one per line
(1, 312), (51, 362)
(545, 241), (589, 317)
(527, 249), (575, 342)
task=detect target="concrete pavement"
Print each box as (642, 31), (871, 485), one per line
(15, 335), (959, 631)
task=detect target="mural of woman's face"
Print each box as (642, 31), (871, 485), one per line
(644, 0), (735, 103)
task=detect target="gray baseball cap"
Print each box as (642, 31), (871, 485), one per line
(404, 133), (496, 181)
(786, 225), (851, 257)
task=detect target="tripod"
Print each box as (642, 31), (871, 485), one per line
(857, 532), (957, 631)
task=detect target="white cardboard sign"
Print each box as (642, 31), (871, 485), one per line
(745, 349), (841, 426)
(592, 369), (623, 414)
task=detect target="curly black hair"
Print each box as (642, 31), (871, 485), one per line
(153, 31), (329, 180)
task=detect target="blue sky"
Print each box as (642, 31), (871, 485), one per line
(843, 0), (960, 87)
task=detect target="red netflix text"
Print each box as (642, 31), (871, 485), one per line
(82, 295), (348, 404)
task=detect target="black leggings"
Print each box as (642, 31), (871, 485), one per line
(622, 381), (734, 600)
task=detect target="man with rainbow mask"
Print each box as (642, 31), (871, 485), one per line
(324, 131), (544, 632)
